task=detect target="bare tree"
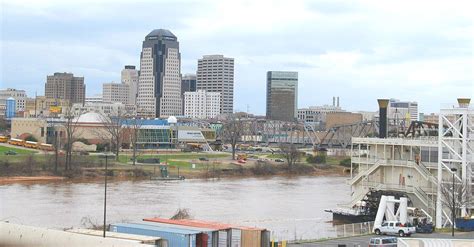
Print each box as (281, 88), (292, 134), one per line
(97, 109), (127, 161)
(222, 114), (244, 160)
(46, 119), (60, 173)
(440, 177), (471, 221)
(279, 143), (300, 170)
(62, 103), (82, 171)
(127, 117), (143, 166)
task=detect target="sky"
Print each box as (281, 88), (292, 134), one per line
(1, 0), (473, 115)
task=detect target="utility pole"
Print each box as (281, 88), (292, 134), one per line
(451, 167), (457, 237)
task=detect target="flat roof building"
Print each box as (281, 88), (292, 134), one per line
(266, 71), (298, 121)
(45, 72), (85, 104)
(197, 55), (234, 115)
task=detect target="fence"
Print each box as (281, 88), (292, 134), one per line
(334, 221), (374, 238)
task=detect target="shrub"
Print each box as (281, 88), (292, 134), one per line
(251, 161), (276, 175)
(306, 154), (327, 164)
(339, 158), (352, 167)
(25, 135), (38, 142)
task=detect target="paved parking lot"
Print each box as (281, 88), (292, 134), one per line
(289, 232), (474, 247)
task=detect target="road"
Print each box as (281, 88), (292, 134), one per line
(289, 231), (474, 247)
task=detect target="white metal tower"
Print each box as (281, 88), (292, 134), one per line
(436, 98), (474, 228)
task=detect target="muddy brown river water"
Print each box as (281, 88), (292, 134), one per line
(0, 176), (349, 240)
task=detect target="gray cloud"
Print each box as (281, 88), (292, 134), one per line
(1, 0), (473, 114)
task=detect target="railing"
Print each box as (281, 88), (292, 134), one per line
(334, 221), (374, 238)
(348, 160), (382, 185)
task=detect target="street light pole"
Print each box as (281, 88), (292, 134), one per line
(451, 167), (457, 237)
(103, 154), (108, 238)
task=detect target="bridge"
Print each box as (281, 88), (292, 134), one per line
(223, 119), (439, 149)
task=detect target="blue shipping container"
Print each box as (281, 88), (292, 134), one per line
(111, 223), (199, 247)
(139, 221), (216, 247)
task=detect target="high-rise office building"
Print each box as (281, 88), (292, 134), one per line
(45, 72), (85, 104)
(181, 74), (197, 95)
(121, 65), (139, 105)
(184, 90), (221, 119)
(266, 71), (298, 121)
(102, 82), (130, 105)
(196, 55), (234, 115)
(137, 29), (182, 118)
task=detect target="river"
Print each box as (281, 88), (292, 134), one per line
(0, 176), (349, 240)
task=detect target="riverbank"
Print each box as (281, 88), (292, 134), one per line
(0, 149), (350, 184)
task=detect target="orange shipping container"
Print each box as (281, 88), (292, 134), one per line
(241, 229), (261, 247)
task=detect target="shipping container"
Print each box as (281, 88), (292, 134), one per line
(230, 228), (241, 247)
(218, 230), (227, 247)
(143, 218), (267, 247)
(139, 221), (216, 247)
(241, 229), (261, 247)
(111, 223), (200, 247)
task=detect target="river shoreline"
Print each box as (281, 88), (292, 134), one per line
(0, 164), (349, 185)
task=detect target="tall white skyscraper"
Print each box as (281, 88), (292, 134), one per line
(137, 29), (182, 118)
(196, 55), (234, 115)
(121, 65), (139, 105)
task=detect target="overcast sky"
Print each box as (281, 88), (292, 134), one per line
(1, 0), (473, 114)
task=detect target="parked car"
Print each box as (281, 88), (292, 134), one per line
(275, 158), (285, 162)
(198, 157), (209, 161)
(369, 237), (397, 247)
(374, 221), (416, 237)
(416, 222), (434, 233)
(4, 150), (17, 155)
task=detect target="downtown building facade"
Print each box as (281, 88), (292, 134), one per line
(184, 90), (221, 119)
(0, 88), (27, 117)
(197, 55), (234, 115)
(387, 98), (418, 125)
(266, 71), (298, 122)
(45, 72), (85, 104)
(121, 65), (139, 105)
(102, 82), (130, 105)
(137, 29), (182, 118)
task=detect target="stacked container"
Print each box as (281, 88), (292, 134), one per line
(110, 222), (202, 247)
(143, 218), (270, 247)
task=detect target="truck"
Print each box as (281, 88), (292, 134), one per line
(374, 221), (416, 237)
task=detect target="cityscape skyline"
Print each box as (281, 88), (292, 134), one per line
(2, 0), (473, 115)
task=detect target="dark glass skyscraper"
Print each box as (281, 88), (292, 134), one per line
(266, 71), (298, 121)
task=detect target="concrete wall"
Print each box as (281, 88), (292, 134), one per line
(0, 222), (152, 247)
(398, 238), (474, 247)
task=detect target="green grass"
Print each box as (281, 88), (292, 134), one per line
(0, 145), (37, 155)
(117, 153), (230, 164)
(265, 153), (285, 159)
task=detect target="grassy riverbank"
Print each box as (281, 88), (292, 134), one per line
(0, 147), (350, 183)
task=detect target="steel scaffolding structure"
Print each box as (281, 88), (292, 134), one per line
(435, 99), (474, 228)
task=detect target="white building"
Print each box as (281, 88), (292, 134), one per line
(197, 55), (234, 115)
(137, 29), (182, 118)
(85, 94), (103, 103)
(387, 98), (418, 124)
(71, 102), (135, 117)
(102, 82), (130, 105)
(297, 104), (345, 129)
(121, 65), (139, 105)
(0, 88), (27, 116)
(348, 98), (473, 229)
(184, 90), (221, 119)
